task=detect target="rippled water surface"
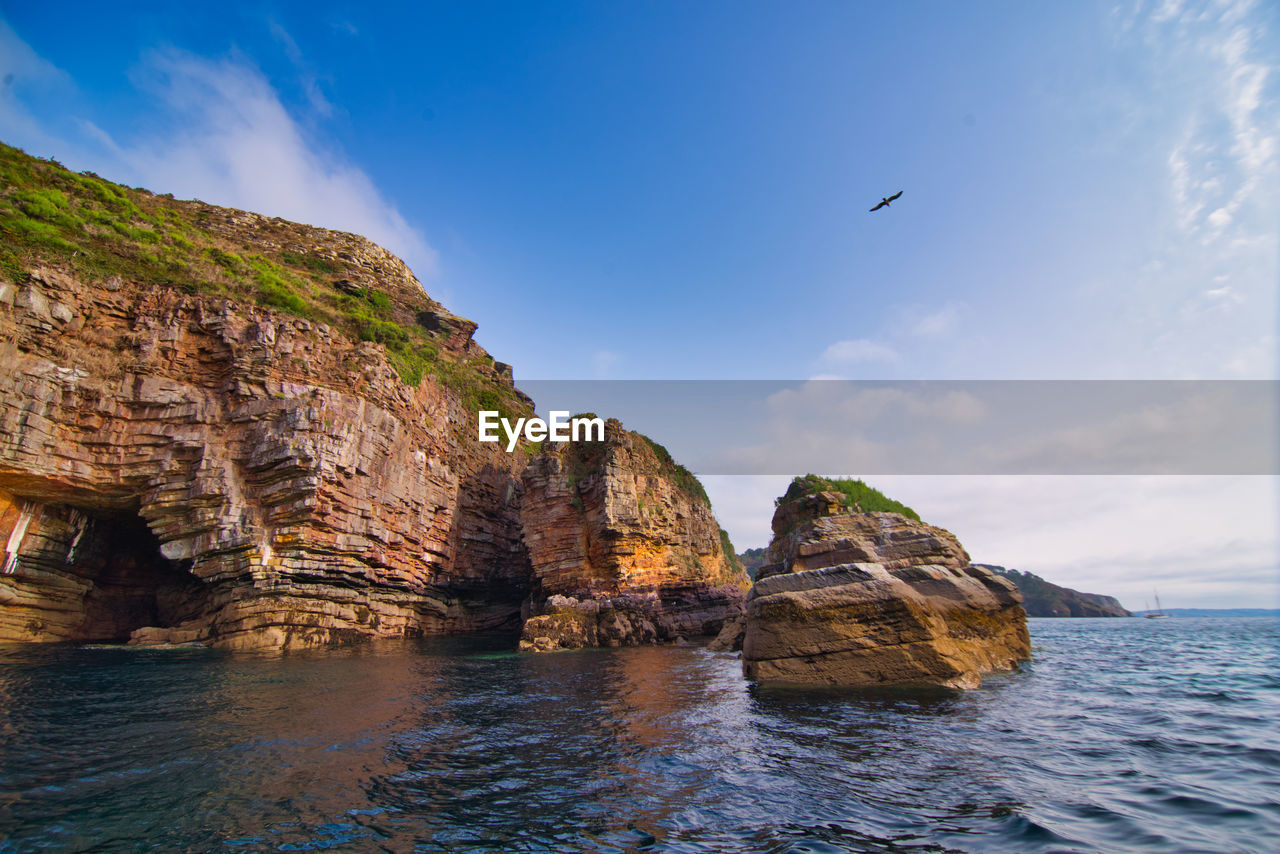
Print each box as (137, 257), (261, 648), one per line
(1, 617), (1278, 852)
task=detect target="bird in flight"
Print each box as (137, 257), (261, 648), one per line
(869, 190), (903, 212)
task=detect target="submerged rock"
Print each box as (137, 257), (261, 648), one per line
(742, 478), (1029, 689)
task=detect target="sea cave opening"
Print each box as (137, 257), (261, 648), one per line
(52, 505), (209, 642)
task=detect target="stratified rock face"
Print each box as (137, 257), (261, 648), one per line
(742, 484), (1029, 689)
(1, 259), (531, 649)
(761, 492), (970, 580)
(743, 562), (1030, 690)
(518, 422), (748, 651)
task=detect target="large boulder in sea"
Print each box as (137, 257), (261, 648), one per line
(518, 420), (749, 651)
(741, 476), (1030, 689)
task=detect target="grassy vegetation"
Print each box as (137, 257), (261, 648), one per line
(0, 142), (528, 417)
(778, 474), (920, 520)
(719, 529), (746, 577)
(636, 433), (709, 504)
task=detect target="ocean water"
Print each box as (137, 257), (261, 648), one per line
(1, 617), (1277, 853)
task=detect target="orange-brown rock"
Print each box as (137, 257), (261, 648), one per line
(1, 250), (532, 649)
(743, 562), (1030, 689)
(518, 422), (748, 651)
(741, 483), (1029, 689)
(760, 491), (970, 580)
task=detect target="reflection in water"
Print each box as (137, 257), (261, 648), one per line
(1, 619), (1278, 852)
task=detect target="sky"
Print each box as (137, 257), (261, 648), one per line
(1, 0), (1276, 608)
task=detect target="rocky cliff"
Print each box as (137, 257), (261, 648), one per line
(0, 143), (749, 653)
(979, 565), (1132, 617)
(518, 421), (748, 650)
(0, 144), (535, 649)
(741, 477), (1030, 689)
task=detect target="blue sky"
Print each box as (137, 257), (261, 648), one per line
(1, 1), (1277, 607)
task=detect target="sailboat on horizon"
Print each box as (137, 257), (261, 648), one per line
(1145, 591), (1170, 619)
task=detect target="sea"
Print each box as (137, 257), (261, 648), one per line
(1, 617), (1277, 853)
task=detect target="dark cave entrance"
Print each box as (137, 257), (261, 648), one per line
(69, 508), (210, 642)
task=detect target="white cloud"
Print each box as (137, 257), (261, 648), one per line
(819, 338), (899, 366)
(0, 19), (77, 155)
(592, 350), (620, 378)
(268, 20), (333, 118)
(1204, 284), (1241, 302)
(1105, 0), (1280, 379)
(707, 382), (990, 475)
(120, 50), (436, 276)
(910, 302), (964, 339)
(0, 24), (436, 280)
(1154, 2), (1276, 245)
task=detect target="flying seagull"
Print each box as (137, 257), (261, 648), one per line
(869, 190), (903, 212)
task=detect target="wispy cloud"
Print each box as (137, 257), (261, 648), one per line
(0, 22), (436, 279)
(268, 20), (333, 117)
(1151, 0), (1276, 245)
(818, 338), (899, 367)
(0, 19), (76, 154)
(1107, 0), (1279, 378)
(909, 301), (964, 339)
(592, 349), (620, 378)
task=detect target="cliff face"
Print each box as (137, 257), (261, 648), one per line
(741, 479), (1029, 689)
(0, 144), (752, 654)
(518, 421), (748, 650)
(979, 565), (1132, 617)
(1, 146), (535, 649)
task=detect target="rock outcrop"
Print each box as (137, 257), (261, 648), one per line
(979, 565), (1132, 617)
(759, 491), (970, 580)
(518, 421), (748, 651)
(741, 478), (1029, 689)
(1, 145), (536, 649)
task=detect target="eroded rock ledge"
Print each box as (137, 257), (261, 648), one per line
(1, 262), (531, 649)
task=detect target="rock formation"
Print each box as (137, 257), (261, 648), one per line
(0, 143), (749, 653)
(978, 565), (1132, 617)
(518, 421), (748, 651)
(741, 478), (1030, 689)
(1, 145), (534, 649)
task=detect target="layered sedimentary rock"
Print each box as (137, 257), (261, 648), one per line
(758, 490), (969, 579)
(741, 482), (1029, 689)
(518, 422), (748, 651)
(1, 255), (531, 649)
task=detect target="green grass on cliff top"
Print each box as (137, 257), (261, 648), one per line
(778, 475), (920, 521)
(0, 142), (525, 413)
